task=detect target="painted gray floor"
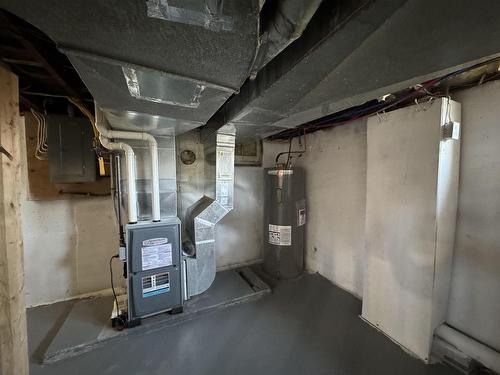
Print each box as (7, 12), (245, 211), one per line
(43, 268), (269, 363)
(28, 272), (459, 375)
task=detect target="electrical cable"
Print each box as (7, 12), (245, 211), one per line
(270, 57), (500, 140)
(109, 254), (125, 331)
(275, 131), (307, 167)
(66, 97), (99, 139)
(31, 108), (48, 160)
(285, 137), (292, 167)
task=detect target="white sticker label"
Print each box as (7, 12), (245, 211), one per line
(298, 208), (306, 227)
(142, 272), (170, 298)
(269, 224), (292, 246)
(452, 121), (461, 140)
(141, 238), (172, 271)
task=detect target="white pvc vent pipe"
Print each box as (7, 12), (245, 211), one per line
(95, 105), (161, 222)
(100, 137), (138, 223)
(435, 324), (500, 373)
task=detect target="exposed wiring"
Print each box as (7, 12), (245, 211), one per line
(109, 254), (125, 331)
(270, 57), (500, 140)
(275, 129), (307, 167)
(66, 97), (100, 139)
(285, 137), (292, 166)
(67, 98), (108, 177)
(31, 108), (48, 160)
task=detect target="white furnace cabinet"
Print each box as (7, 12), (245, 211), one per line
(362, 98), (461, 362)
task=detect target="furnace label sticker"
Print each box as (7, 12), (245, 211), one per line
(269, 224), (292, 246)
(142, 272), (170, 298)
(141, 238), (172, 271)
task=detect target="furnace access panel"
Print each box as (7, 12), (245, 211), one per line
(126, 219), (183, 320)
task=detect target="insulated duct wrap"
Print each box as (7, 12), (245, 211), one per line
(251, 0), (322, 76)
(185, 125), (235, 298)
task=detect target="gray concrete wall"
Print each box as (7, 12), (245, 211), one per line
(263, 120), (367, 297)
(20, 118), (122, 307)
(262, 81), (500, 351)
(447, 80), (500, 351)
(21, 198), (120, 306)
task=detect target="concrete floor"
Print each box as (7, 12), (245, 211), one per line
(28, 273), (459, 375)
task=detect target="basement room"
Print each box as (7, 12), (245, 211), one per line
(0, 1), (499, 374)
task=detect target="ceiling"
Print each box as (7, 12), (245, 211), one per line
(2, 0), (500, 141)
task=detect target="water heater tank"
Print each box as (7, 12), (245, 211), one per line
(263, 167), (305, 279)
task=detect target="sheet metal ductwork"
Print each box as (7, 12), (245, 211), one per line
(0, 0), (260, 136)
(251, 0), (322, 77)
(184, 125), (235, 298)
(4, 0), (500, 143)
(206, 0), (500, 142)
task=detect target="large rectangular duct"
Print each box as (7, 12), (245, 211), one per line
(184, 125), (235, 298)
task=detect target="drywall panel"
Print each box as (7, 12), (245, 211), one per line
(363, 104), (440, 361)
(263, 120), (367, 296)
(448, 80), (500, 351)
(363, 99), (460, 361)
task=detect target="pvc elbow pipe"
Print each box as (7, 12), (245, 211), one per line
(95, 106), (161, 222)
(100, 136), (138, 224)
(435, 324), (500, 373)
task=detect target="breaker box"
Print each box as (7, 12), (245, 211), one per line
(47, 115), (96, 183)
(126, 218), (183, 321)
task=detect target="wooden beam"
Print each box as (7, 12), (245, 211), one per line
(0, 66), (29, 374)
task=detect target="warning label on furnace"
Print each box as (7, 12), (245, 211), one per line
(141, 238), (172, 271)
(268, 224), (292, 246)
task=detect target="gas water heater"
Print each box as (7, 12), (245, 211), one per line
(263, 167), (306, 279)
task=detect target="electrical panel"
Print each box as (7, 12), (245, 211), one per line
(47, 115), (96, 183)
